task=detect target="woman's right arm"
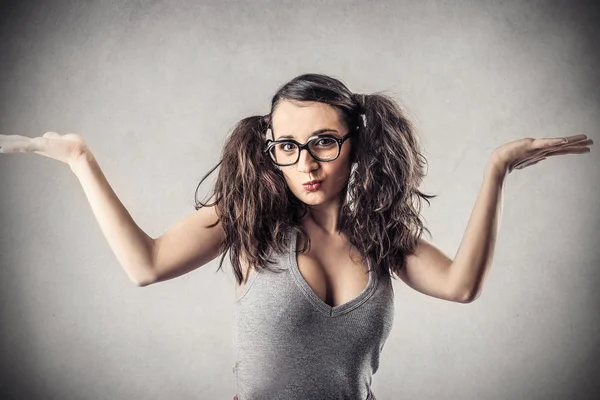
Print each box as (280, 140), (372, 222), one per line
(71, 152), (156, 286)
(1, 132), (226, 287)
(71, 152), (226, 287)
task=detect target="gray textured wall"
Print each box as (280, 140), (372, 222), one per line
(1, 0), (598, 399)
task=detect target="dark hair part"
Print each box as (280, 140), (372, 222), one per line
(194, 73), (437, 285)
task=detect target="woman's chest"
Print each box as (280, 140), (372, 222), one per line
(235, 232), (371, 309)
(294, 235), (370, 308)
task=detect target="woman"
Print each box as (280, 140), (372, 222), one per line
(0, 73), (592, 399)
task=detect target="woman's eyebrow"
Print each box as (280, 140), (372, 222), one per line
(278, 128), (339, 140)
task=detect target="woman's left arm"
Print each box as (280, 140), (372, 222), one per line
(398, 134), (592, 304)
(447, 134), (592, 302)
(398, 159), (506, 304)
(444, 157), (507, 303)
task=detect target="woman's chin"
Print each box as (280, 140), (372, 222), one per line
(296, 191), (324, 204)
(301, 194), (323, 202)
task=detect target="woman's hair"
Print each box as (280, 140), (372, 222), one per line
(194, 73), (437, 285)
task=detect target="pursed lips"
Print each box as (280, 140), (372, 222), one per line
(303, 180), (323, 185)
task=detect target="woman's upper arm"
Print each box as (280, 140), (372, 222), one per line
(146, 203), (226, 285)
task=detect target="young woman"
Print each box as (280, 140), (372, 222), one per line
(0, 73), (592, 400)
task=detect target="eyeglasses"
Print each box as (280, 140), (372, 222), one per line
(264, 132), (352, 166)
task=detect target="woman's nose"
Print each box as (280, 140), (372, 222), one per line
(296, 148), (319, 172)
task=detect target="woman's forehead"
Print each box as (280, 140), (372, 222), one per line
(271, 100), (342, 140)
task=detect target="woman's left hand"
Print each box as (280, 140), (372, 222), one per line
(490, 134), (593, 175)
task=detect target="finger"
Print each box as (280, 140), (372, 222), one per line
(537, 139), (593, 156)
(0, 136), (26, 152)
(516, 145), (591, 169)
(0, 145), (21, 153)
(513, 155), (543, 169)
(514, 157), (546, 170)
(562, 134), (588, 143)
(535, 134), (589, 149)
(539, 145), (592, 158)
(0, 134), (30, 142)
(0, 135), (36, 153)
(558, 137), (591, 148)
(540, 137), (569, 147)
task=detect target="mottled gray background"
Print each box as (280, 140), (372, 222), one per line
(1, 0), (598, 399)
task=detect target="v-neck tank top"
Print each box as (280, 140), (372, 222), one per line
(232, 227), (395, 399)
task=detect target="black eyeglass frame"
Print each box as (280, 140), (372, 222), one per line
(263, 132), (352, 166)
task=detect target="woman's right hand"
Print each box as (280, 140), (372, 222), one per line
(0, 131), (91, 170)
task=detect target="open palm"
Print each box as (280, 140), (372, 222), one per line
(0, 132), (90, 168)
(491, 134), (593, 174)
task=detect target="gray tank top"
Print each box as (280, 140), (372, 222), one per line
(232, 227), (395, 399)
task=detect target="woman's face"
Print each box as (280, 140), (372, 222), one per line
(270, 100), (353, 207)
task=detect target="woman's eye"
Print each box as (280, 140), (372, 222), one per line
(317, 138), (335, 146)
(278, 143), (294, 152)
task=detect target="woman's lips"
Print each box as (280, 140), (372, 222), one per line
(302, 181), (322, 191)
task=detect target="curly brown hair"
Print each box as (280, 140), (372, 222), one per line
(194, 73), (437, 285)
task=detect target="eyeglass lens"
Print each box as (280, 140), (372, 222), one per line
(269, 137), (339, 165)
